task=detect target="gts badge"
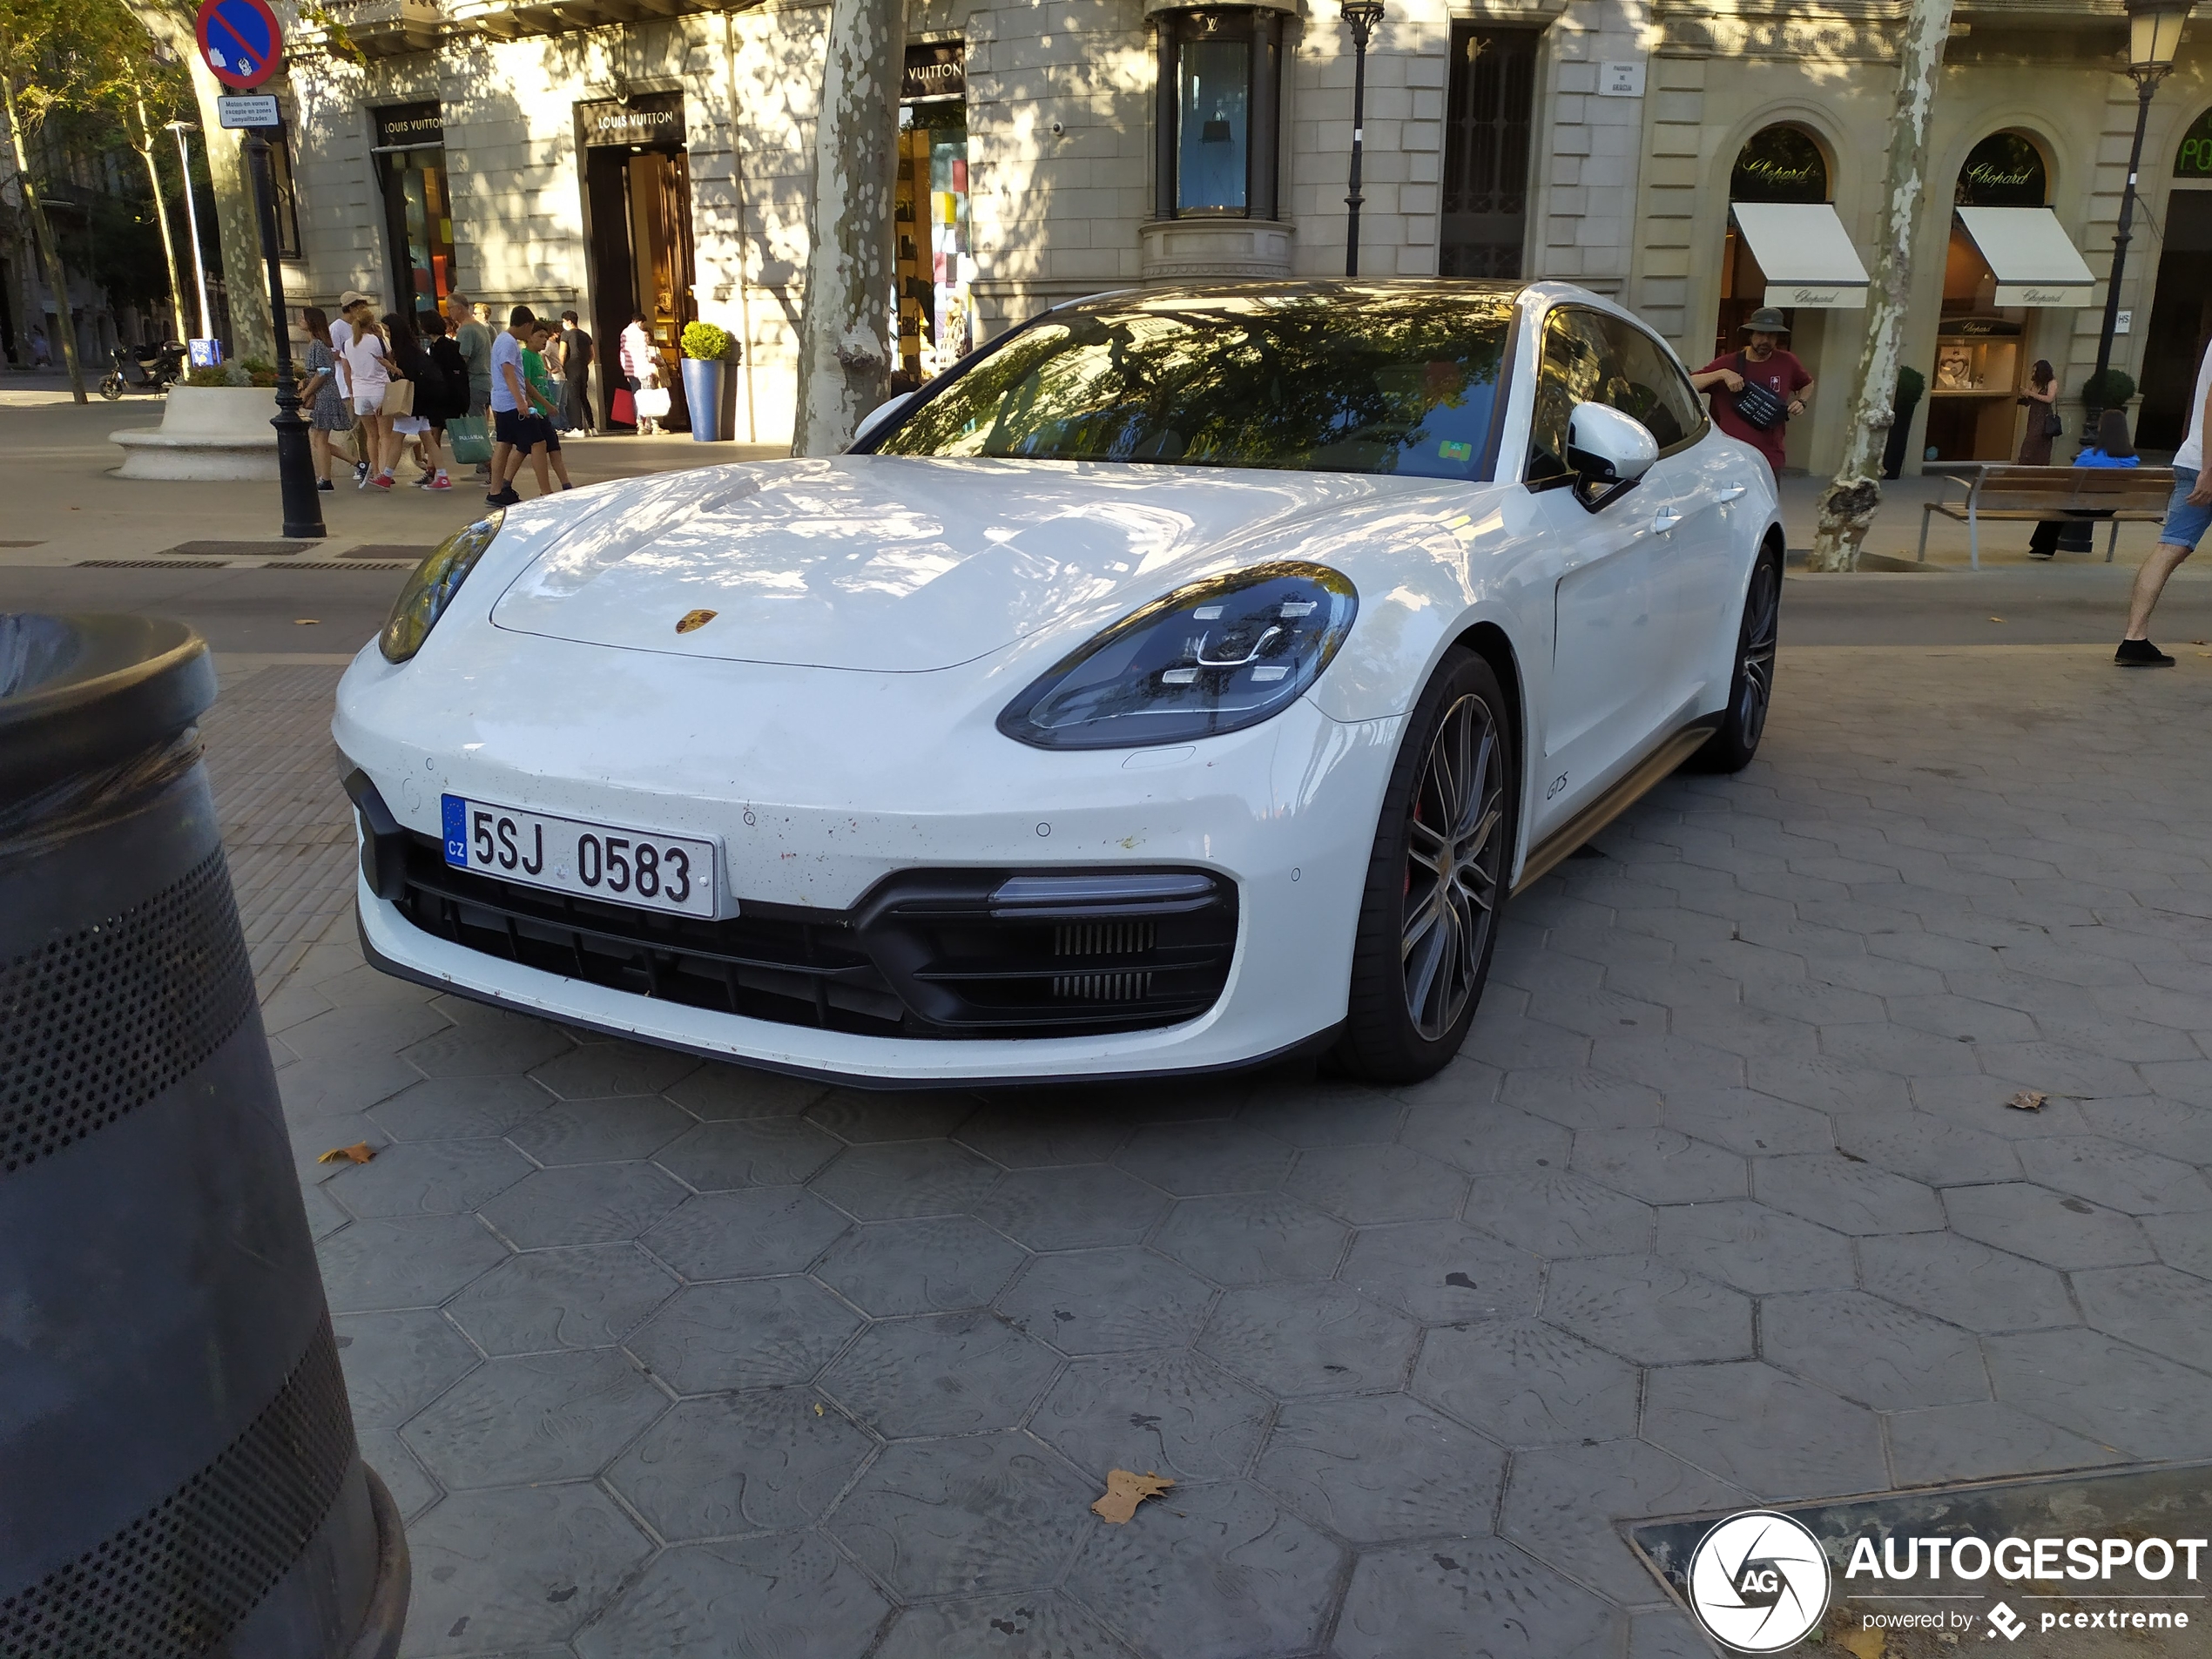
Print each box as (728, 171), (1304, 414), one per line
(1547, 772), (1568, 800)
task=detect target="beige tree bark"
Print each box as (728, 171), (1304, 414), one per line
(0, 56), (87, 400)
(790, 0), (900, 455)
(1807, 0), (1954, 571)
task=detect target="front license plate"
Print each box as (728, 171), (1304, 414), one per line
(442, 795), (718, 918)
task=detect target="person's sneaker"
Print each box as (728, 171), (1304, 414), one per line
(2115, 639), (2175, 667)
(354, 461), (369, 484)
(486, 487), (521, 507)
(371, 472), (395, 491)
(316, 478), (334, 493)
(428, 475), (452, 490)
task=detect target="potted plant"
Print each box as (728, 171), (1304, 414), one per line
(678, 321), (737, 442)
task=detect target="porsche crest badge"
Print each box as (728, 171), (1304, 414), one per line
(675, 609), (718, 635)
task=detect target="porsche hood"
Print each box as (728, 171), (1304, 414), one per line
(489, 455), (1433, 673)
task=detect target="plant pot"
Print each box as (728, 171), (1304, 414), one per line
(111, 385), (280, 481)
(681, 358), (727, 442)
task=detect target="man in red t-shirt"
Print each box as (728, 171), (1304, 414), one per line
(1691, 307), (1814, 478)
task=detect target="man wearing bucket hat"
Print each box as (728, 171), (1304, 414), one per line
(1690, 307), (1813, 481)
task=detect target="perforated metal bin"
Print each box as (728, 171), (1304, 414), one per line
(0, 615), (408, 1659)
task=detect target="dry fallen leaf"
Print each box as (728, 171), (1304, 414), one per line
(317, 1142), (375, 1164)
(295, 618), (320, 625)
(1988, 616), (2005, 623)
(1839, 1629), (1885, 1659)
(813, 1402), (825, 1417)
(1091, 1470), (1174, 1525)
(2006, 1090), (2047, 1113)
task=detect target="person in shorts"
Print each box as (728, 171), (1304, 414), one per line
(486, 305), (536, 507)
(507, 319), (575, 495)
(2121, 343), (2212, 665)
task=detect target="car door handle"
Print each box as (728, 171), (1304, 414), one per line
(1650, 509), (1683, 534)
(1714, 482), (1749, 502)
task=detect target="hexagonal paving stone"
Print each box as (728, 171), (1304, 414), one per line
(626, 1278), (865, 1393)
(2072, 1263), (2212, 1371)
(368, 1074), (554, 1142)
(1651, 1200), (1855, 1294)
(1252, 1394), (1505, 1544)
(1985, 1326), (2212, 1461)
(1113, 1122), (1296, 1196)
(1031, 1349), (1271, 1482)
(1412, 1320), (1637, 1447)
(877, 1592), (1135, 1659)
(1399, 1100), (1572, 1174)
(1746, 1055), (1914, 1116)
(809, 1138), (1003, 1217)
(1752, 1153), (1943, 1236)
(998, 1248), (1216, 1355)
(956, 1103), (1132, 1169)
(401, 1006), (571, 1078)
(1856, 1232), (2075, 1333)
(477, 1162), (689, 1249)
(825, 1311), (1064, 1439)
(1153, 1192), (1349, 1285)
(2144, 1211), (2212, 1278)
(1066, 1479), (1345, 1659)
(357, 1427), (439, 1522)
(1339, 1219), (1544, 1325)
(282, 996), (450, 1062)
(1760, 1289), (1988, 1410)
(2079, 1096), (2212, 1167)
(334, 1309), (482, 1429)
(506, 1096), (694, 1165)
(321, 1137), (535, 1217)
(1831, 1114), (2023, 1186)
(1285, 1142), (1470, 1225)
(605, 1388), (873, 1537)
(575, 1533), (891, 1659)
(664, 1062), (827, 1119)
(1570, 1128), (1747, 1205)
(444, 1244), (679, 1354)
(656, 1116), (845, 1190)
(401, 1483), (652, 1657)
(529, 1038), (698, 1100)
(1499, 1069), (1663, 1131)
(1332, 1535), (1622, 1659)
(642, 1185), (852, 1282)
(1501, 1437), (1750, 1607)
(805, 1088), (976, 1143)
(974, 1164), (1171, 1251)
(402, 1347), (667, 1488)
(813, 1214), (1026, 1317)
(1541, 1253), (1752, 1365)
(1198, 1281), (1419, 1396)
(277, 1050), (424, 1121)
(1239, 1082), (1406, 1146)
(831, 1431), (1092, 1596)
(1661, 1087), (1835, 1158)
(1642, 1360), (1886, 1501)
(315, 1215), (510, 1313)
(1884, 1401), (2122, 1487)
(1466, 1169), (1654, 1258)
(1943, 1183), (2155, 1270)
(2014, 1136), (2212, 1216)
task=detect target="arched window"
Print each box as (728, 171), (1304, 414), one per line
(1730, 125), (1829, 205)
(1955, 132), (2048, 206)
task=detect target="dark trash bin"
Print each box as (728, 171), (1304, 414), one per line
(0, 614), (408, 1659)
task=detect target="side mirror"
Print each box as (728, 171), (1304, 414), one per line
(1565, 401), (1657, 511)
(849, 391), (915, 452)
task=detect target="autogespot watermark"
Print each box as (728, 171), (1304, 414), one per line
(1683, 1511), (2209, 1650)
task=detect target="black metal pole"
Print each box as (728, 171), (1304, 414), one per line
(2087, 73), (2160, 439)
(1344, 12), (1375, 278)
(247, 125), (326, 540)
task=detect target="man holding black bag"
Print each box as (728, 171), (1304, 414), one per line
(1691, 307), (1813, 481)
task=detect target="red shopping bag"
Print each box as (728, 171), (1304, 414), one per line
(611, 386), (637, 425)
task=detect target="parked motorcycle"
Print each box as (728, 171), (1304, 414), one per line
(98, 341), (187, 400)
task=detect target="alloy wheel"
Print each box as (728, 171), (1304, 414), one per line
(1736, 559), (1780, 750)
(1401, 691), (1505, 1041)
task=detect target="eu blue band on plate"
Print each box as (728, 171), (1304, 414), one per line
(442, 793), (468, 867)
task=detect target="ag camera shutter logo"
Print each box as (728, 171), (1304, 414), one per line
(1687, 1511), (1833, 1652)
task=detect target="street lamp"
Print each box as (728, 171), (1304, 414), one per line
(165, 120), (214, 343)
(1340, 0), (1384, 278)
(2087, 0), (2194, 432)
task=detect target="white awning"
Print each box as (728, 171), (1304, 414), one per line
(1729, 202), (1870, 309)
(1955, 206), (2097, 307)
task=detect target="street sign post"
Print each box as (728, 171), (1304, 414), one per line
(193, 0), (284, 89)
(217, 94), (281, 129)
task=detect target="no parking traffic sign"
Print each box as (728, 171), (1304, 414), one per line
(194, 0), (284, 90)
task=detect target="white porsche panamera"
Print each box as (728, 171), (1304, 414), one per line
(334, 280), (1784, 1087)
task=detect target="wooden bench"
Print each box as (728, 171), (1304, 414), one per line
(1917, 463), (2175, 570)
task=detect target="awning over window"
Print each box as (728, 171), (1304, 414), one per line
(1729, 202), (1870, 309)
(1955, 206), (2097, 307)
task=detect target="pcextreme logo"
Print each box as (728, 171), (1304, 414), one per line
(1686, 1511), (1832, 1652)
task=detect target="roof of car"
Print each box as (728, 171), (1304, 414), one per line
(1055, 279), (1527, 314)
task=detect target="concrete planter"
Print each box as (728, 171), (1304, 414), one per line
(112, 386), (279, 481)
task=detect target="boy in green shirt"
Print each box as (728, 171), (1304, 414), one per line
(513, 321), (575, 494)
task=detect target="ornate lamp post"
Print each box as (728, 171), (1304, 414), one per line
(2087, 0), (2194, 431)
(244, 119), (325, 540)
(1340, 0), (1384, 278)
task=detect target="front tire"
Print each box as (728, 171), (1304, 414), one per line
(1330, 648), (1517, 1084)
(98, 376), (123, 401)
(1687, 548), (1780, 773)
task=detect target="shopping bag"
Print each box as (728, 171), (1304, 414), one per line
(636, 387), (672, 420)
(611, 387), (637, 426)
(382, 377), (416, 418)
(447, 413), (490, 464)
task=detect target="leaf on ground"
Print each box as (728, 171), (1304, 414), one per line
(295, 618), (320, 625)
(317, 1142), (376, 1164)
(2005, 1089), (2047, 1112)
(1091, 1469), (1174, 1524)
(1988, 616), (2004, 623)
(1839, 1629), (1885, 1659)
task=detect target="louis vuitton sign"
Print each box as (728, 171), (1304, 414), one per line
(902, 42), (965, 103)
(578, 92), (684, 148)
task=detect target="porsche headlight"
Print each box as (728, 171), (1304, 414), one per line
(998, 562), (1358, 750)
(380, 510), (504, 664)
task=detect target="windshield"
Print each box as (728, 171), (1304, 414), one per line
(877, 287), (1516, 481)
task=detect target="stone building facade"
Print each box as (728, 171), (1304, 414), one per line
(275, 0), (2209, 466)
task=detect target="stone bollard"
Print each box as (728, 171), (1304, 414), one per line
(0, 614), (408, 1659)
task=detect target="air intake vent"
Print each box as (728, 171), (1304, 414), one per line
(1055, 921), (1156, 959)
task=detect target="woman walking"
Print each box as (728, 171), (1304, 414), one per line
(384, 310), (449, 490)
(296, 306), (352, 492)
(2017, 360), (2059, 467)
(344, 311), (397, 489)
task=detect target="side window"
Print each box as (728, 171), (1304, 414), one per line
(1598, 317), (1708, 453)
(1525, 308), (1619, 486)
